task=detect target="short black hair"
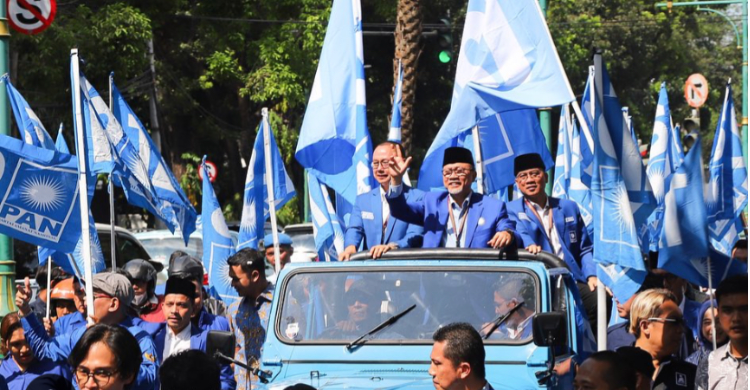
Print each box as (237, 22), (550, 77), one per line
(36, 263), (66, 290)
(68, 324), (141, 387)
(716, 274), (747, 306)
(615, 346), (655, 378)
(583, 351), (636, 390)
(432, 322), (485, 380)
(160, 350), (220, 390)
(227, 248), (264, 276)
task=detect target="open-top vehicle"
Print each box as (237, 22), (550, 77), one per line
(251, 249), (595, 390)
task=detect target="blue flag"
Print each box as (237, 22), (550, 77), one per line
(657, 139), (746, 286)
(296, 0), (374, 207)
(646, 83), (685, 251)
(589, 55), (649, 301)
(419, 109), (553, 193)
(706, 83), (748, 256)
(0, 135), (84, 253)
(111, 81), (197, 244)
(238, 115), (296, 250)
(202, 157), (239, 303)
(553, 105), (594, 237)
(623, 107), (638, 151)
(78, 74), (182, 238)
(388, 60), (403, 143)
(438, 0), (575, 141)
(2, 75), (56, 150)
(38, 127), (106, 277)
(308, 172), (344, 260)
(589, 56), (655, 254)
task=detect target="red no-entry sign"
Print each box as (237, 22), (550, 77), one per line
(684, 73), (709, 108)
(199, 160), (218, 183)
(7, 0), (56, 35)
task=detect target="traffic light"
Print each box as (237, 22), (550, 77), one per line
(438, 18), (453, 63)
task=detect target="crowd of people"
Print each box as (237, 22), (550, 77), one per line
(0, 142), (742, 390)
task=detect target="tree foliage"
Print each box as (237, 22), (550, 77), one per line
(6, 0), (744, 227)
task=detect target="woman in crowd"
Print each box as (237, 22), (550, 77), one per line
(67, 324), (142, 390)
(631, 288), (696, 390)
(0, 312), (71, 390)
(687, 299), (728, 379)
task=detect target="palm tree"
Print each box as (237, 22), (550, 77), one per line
(393, 0), (422, 155)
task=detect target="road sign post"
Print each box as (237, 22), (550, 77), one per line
(684, 73), (709, 108)
(7, 0), (56, 35)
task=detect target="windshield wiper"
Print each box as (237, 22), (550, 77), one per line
(481, 301), (525, 340)
(346, 304), (416, 350)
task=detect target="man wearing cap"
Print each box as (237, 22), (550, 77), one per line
(155, 278), (235, 390)
(168, 254), (231, 332)
(340, 142), (424, 260)
(386, 146), (517, 249)
(123, 258), (166, 323)
(15, 273), (158, 390)
(262, 233), (294, 284)
(506, 153), (598, 329)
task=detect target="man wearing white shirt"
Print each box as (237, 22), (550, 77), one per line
(340, 142), (424, 260)
(154, 278), (236, 390)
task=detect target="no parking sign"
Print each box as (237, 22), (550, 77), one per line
(7, 0), (56, 35)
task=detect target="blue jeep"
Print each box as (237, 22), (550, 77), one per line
(254, 249), (595, 390)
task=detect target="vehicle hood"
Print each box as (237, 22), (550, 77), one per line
(260, 369), (534, 390)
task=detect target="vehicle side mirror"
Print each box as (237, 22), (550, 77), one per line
(206, 330), (235, 362)
(532, 312), (566, 347)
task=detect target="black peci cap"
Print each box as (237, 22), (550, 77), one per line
(443, 147), (475, 167)
(514, 153), (545, 176)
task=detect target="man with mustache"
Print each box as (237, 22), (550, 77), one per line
(340, 142), (424, 260)
(506, 153), (599, 331)
(154, 277), (235, 390)
(386, 146), (517, 249)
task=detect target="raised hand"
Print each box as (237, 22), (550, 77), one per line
(15, 277), (32, 316)
(388, 146), (412, 186)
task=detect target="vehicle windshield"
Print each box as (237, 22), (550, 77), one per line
(285, 230), (316, 252)
(277, 268), (538, 344)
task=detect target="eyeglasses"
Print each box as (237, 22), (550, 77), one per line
(647, 317), (685, 326)
(75, 367), (118, 387)
(442, 168), (472, 178)
(516, 170), (543, 181)
(371, 160), (391, 169)
(346, 294), (370, 306)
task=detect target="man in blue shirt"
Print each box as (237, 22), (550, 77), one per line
(340, 142), (424, 259)
(386, 146), (517, 249)
(15, 273), (158, 390)
(169, 254), (230, 332)
(506, 153), (599, 331)
(154, 278), (235, 390)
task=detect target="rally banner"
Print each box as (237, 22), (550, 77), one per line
(0, 134), (82, 253)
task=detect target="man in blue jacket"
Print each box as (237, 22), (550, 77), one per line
(169, 254), (230, 332)
(340, 142), (424, 260)
(155, 278), (235, 390)
(506, 153), (599, 330)
(386, 146), (516, 249)
(15, 273), (158, 390)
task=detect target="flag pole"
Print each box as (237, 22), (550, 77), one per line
(592, 54), (608, 350)
(707, 256), (718, 350)
(262, 108), (282, 275)
(45, 258), (51, 319)
(471, 125), (485, 194)
(71, 48), (96, 324)
(108, 74), (117, 270)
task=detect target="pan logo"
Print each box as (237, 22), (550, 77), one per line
(0, 158), (78, 243)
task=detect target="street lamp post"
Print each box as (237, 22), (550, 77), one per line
(0, 1), (15, 318)
(538, 0), (554, 196)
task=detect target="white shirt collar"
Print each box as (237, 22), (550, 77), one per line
(449, 191), (473, 209)
(167, 323), (192, 339)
